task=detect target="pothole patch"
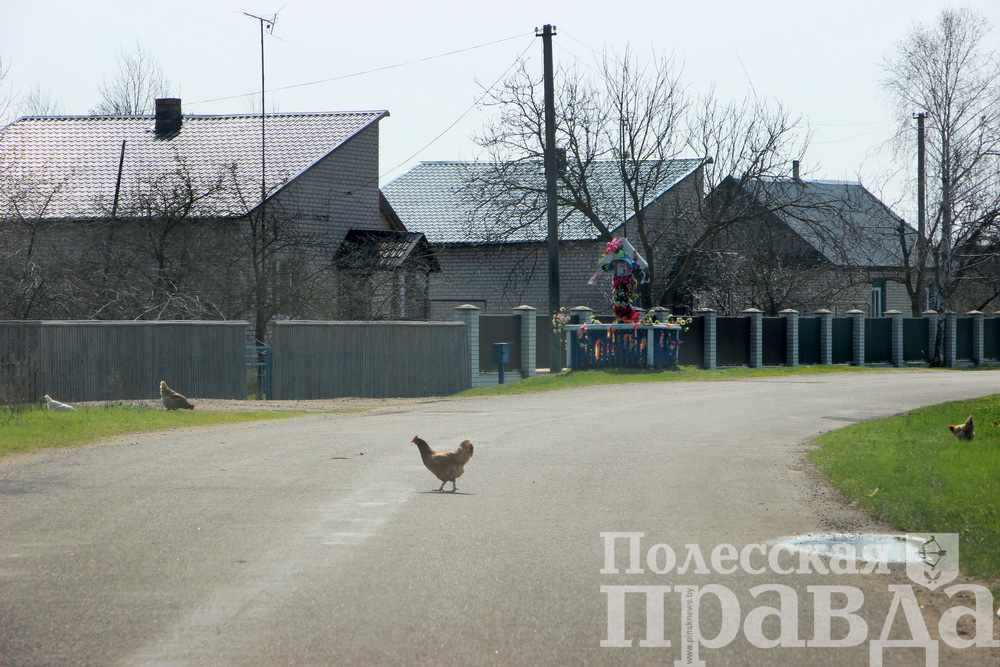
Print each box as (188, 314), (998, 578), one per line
(771, 533), (926, 563)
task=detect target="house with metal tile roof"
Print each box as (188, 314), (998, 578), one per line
(705, 171), (917, 315)
(382, 158), (707, 318)
(0, 99), (436, 323)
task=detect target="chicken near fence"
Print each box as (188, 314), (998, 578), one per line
(43, 395), (76, 411)
(160, 381), (195, 410)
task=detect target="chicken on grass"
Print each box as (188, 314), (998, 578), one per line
(43, 395), (76, 411)
(411, 435), (474, 492)
(159, 380), (195, 410)
(948, 415), (974, 441)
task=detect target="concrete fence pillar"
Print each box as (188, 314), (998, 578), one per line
(968, 310), (984, 366)
(742, 308), (763, 368)
(887, 310), (904, 367)
(847, 309), (866, 366)
(923, 310), (938, 365)
(814, 309), (832, 365)
(945, 311), (957, 367)
(780, 309), (799, 367)
(696, 308), (717, 370)
(453, 304), (481, 387)
(569, 305), (594, 325)
(566, 306), (594, 370)
(648, 307), (671, 323)
(514, 305), (537, 377)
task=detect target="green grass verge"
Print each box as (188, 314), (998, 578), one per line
(0, 404), (309, 457)
(457, 364), (883, 396)
(808, 396), (1000, 585)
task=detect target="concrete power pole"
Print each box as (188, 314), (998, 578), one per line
(537, 24), (562, 373)
(915, 112), (926, 277)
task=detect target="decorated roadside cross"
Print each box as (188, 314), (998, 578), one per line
(563, 238), (682, 369)
(592, 237), (649, 323)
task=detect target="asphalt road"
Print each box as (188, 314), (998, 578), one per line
(2, 370), (999, 666)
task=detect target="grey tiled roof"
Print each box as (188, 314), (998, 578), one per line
(754, 179), (911, 268)
(382, 158), (706, 244)
(0, 110), (387, 219)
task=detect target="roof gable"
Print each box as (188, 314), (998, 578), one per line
(382, 158), (706, 244)
(0, 110), (388, 220)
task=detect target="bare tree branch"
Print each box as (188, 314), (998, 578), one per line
(90, 43), (170, 116)
(883, 7), (1000, 319)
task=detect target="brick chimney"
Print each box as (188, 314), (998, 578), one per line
(792, 159), (801, 182)
(154, 98), (182, 135)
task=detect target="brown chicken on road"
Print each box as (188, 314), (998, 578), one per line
(948, 414), (974, 441)
(160, 380), (195, 410)
(411, 435), (474, 492)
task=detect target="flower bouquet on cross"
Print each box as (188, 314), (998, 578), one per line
(590, 237), (649, 323)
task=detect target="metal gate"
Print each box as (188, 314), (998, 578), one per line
(246, 345), (272, 399)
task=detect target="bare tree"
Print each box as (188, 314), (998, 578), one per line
(669, 93), (807, 310)
(17, 84), (63, 117)
(0, 57), (12, 124)
(216, 166), (345, 345)
(82, 157), (234, 320)
(0, 152), (343, 330)
(883, 7), (1000, 321)
(470, 50), (808, 312)
(472, 51), (691, 308)
(0, 152), (230, 320)
(0, 59), (62, 122)
(0, 145), (76, 318)
(91, 43), (170, 115)
(705, 202), (873, 315)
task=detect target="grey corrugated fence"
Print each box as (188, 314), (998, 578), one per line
(0, 321), (247, 403)
(270, 320), (469, 399)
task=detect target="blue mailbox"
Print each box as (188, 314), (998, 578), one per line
(492, 342), (510, 384)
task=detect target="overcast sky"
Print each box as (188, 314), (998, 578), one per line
(3, 0), (999, 218)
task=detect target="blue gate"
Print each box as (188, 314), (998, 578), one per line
(566, 324), (680, 369)
(246, 345), (273, 399)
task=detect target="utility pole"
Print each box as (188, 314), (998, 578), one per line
(537, 23), (561, 373)
(915, 112), (927, 305)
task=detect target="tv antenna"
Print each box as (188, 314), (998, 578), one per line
(244, 8), (282, 208)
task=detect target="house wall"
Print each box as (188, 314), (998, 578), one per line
(426, 240), (615, 319)
(692, 263), (913, 317)
(796, 269), (912, 316)
(272, 123), (387, 245)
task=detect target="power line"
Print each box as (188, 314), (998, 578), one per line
(379, 37), (535, 180)
(808, 120), (895, 127)
(810, 123), (895, 145)
(187, 33), (530, 107)
(256, 35), (537, 224)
